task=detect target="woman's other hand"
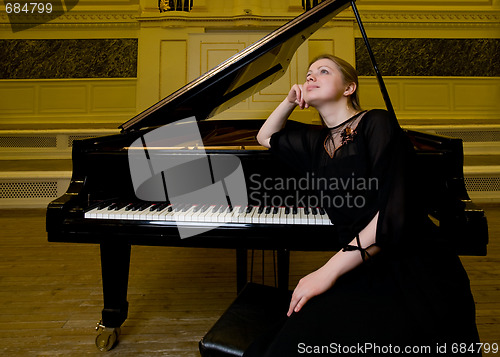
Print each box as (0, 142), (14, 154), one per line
(287, 266), (337, 316)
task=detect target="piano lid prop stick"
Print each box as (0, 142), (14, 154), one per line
(350, 0), (396, 119)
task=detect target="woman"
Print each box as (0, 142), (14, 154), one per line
(244, 55), (480, 356)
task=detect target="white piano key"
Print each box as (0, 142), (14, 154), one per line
(318, 209), (332, 225)
(85, 207), (100, 219)
(188, 204), (206, 222)
(278, 207), (287, 224)
(110, 205), (129, 220)
(296, 207), (307, 225)
(158, 206), (175, 221)
(149, 204), (168, 220)
(179, 204), (197, 221)
(304, 208), (316, 225)
(217, 206), (232, 223)
(242, 206), (254, 223)
(285, 207), (294, 225)
(202, 205), (220, 223)
(262, 207), (274, 224)
(228, 206), (242, 223)
(133, 204), (153, 220)
(257, 207), (267, 224)
(196, 205), (213, 222)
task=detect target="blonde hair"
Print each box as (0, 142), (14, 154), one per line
(309, 54), (361, 111)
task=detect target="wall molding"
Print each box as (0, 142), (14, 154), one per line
(0, 5), (140, 29)
(1, 5), (497, 31)
(358, 10), (500, 25)
(0, 78), (137, 126)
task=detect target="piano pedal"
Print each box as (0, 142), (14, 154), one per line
(95, 320), (121, 352)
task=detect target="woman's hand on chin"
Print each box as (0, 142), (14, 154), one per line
(287, 84), (309, 109)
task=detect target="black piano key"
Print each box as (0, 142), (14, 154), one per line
(200, 205), (209, 213)
(106, 202), (117, 210)
(284, 207), (290, 215)
(272, 206), (279, 214)
(138, 203), (152, 211)
(304, 207), (310, 215)
(155, 202), (170, 211)
(114, 202), (129, 210)
(129, 203), (142, 211)
(246, 206), (253, 214)
(96, 201), (110, 210)
(212, 204), (221, 213)
(319, 207), (326, 215)
(265, 206), (271, 214)
(257, 206), (264, 214)
(292, 206), (298, 215)
(311, 207), (318, 215)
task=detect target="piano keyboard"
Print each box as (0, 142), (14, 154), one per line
(84, 202), (333, 226)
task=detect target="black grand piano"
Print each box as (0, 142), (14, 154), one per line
(46, 0), (488, 352)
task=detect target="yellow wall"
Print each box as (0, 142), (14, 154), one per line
(0, 0), (499, 128)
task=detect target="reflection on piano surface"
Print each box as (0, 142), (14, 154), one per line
(46, 0), (488, 351)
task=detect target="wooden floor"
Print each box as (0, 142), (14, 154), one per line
(0, 205), (499, 356)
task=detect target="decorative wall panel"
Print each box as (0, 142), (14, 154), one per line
(355, 38), (500, 77)
(0, 39), (138, 79)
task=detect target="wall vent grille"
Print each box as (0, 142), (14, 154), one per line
(0, 136), (57, 148)
(0, 181), (58, 199)
(465, 177), (500, 192)
(433, 130), (500, 143)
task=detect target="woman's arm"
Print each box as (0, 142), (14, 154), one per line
(256, 84), (308, 148)
(287, 212), (381, 316)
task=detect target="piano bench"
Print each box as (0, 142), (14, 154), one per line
(199, 282), (291, 357)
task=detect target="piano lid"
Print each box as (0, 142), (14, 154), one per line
(120, 0), (351, 132)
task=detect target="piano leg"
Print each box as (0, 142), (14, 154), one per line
(95, 243), (131, 351)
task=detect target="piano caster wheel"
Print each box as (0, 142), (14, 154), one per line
(95, 321), (120, 352)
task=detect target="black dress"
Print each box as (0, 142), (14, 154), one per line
(244, 109), (480, 356)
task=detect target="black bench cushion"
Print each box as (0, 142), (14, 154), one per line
(199, 283), (292, 357)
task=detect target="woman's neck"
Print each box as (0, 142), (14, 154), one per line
(316, 100), (359, 128)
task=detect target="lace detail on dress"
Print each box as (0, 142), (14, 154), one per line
(323, 111), (367, 158)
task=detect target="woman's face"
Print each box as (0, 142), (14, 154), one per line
(303, 58), (347, 107)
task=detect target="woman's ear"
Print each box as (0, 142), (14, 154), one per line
(343, 82), (356, 96)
